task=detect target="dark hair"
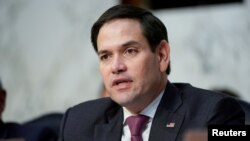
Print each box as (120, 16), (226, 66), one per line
(91, 5), (170, 74)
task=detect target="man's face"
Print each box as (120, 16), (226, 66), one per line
(97, 19), (169, 113)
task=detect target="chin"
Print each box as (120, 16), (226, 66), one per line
(111, 96), (131, 107)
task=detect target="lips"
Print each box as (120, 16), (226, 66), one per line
(112, 78), (133, 87)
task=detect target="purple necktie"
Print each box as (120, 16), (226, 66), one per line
(126, 115), (149, 141)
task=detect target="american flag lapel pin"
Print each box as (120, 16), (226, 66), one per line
(166, 122), (175, 128)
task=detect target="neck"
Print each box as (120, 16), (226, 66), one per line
(126, 78), (167, 114)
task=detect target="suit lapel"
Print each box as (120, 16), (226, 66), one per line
(94, 105), (123, 141)
(149, 82), (185, 141)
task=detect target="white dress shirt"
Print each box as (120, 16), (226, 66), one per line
(121, 91), (164, 141)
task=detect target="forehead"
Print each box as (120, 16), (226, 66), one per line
(97, 19), (146, 48)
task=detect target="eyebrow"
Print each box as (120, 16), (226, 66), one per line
(122, 40), (140, 47)
(97, 40), (141, 55)
(97, 50), (108, 56)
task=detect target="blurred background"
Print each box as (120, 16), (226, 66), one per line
(0, 0), (249, 123)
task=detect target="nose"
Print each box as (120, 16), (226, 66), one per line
(111, 56), (126, 74)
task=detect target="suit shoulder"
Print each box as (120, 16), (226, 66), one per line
(64, 97), (120, 122)
(173, 83), (243, 114)
(173, 83), (228, 101)
(59, 98), (121, 139)
(172, 83), (244, 125)
(70, 97), (116, 113)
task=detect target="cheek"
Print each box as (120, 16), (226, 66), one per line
(99, 65), (109, 81)
(140, 56), (159, 72)
(130, 57), (158, 79)
(139, 58), (160, 82)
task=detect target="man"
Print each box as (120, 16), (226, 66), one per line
(58, 5), (245, 141)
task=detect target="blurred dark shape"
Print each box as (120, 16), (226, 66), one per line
(0, 121), (57, 141)
(0, 79), (62, 141)
(121, 0), (243, 10)
(121, 0), (143, 6)
(183, 129), (207, 141)
(213, 88), (250, 124)
(0, 80), (6, 120)
(151, 0), (243, 9)
(23, 113), (63, 140)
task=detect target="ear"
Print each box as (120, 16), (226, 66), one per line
(157, 40), (170, 73)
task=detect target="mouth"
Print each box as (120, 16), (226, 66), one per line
(112, 78), (133, 87)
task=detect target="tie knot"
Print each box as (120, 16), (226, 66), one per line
(126, 115), (149, 136)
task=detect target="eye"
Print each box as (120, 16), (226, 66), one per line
(99, 54), (111, 61)
(124, 48), (138, 56)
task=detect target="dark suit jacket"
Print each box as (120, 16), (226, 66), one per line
(58, 82), (245, 141)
